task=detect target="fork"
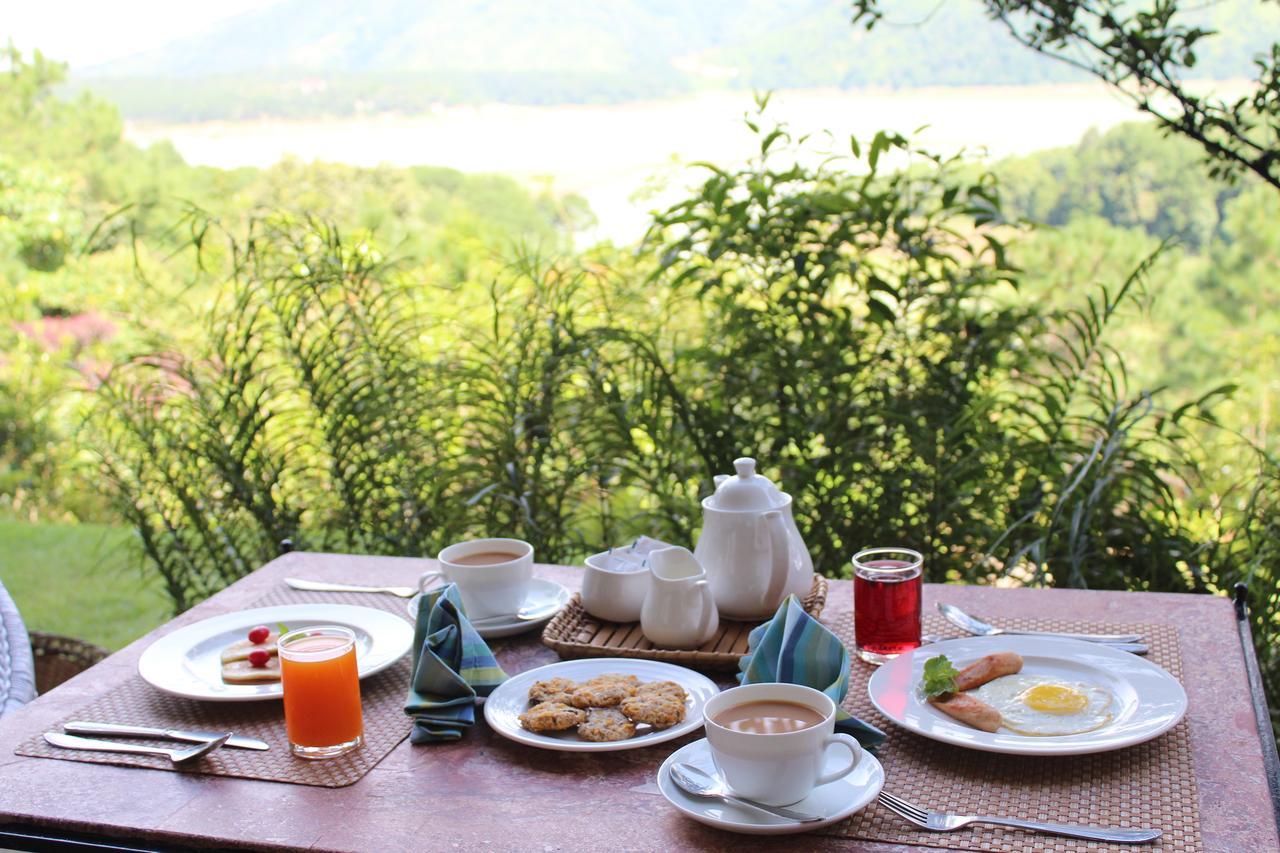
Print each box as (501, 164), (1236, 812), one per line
(877, 791), (1161, 844)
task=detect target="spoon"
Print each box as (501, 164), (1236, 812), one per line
(468, 603), (563, 625)
(922, 633), (1148, 655)
(44, 732), (231, 764)
(669, 763), (823, 823)
(938, 603), (1144, 645)
(285, 578), (418, 598)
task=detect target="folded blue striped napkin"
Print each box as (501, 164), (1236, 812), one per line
(738, 594), (887, 750)
(404, 583), (508, 743)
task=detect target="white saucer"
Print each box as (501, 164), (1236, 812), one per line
(657, 737), (884, 835)
(406, 578), (570, 638)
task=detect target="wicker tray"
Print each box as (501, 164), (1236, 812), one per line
(541, 575), (828, 671)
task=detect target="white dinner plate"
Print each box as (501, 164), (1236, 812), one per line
(406, 578), (570, 639)
(657, 737), (885, 835)
(138, 604), (415, 702)
(483, 658), (719, 751)
(867, 635), (1188, 755)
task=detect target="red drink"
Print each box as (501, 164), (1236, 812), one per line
(852, 549), (923, 664)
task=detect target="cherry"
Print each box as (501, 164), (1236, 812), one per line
(248, 649), (271, 668)
(248, 625), (270, 645)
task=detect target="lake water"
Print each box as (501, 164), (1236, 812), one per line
(123, 83), (1232, 243)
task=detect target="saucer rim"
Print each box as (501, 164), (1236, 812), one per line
(405, 577), (570, 636)
(656, 736), (884, 835)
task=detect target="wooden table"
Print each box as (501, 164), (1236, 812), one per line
(1, 551), (1277, 852)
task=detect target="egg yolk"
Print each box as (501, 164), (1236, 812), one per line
(1020, 683), (1088, 714)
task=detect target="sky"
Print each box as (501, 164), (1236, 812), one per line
(0, 1), (270, 69)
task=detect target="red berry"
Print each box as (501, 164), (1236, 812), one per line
(248, 649), (271, 668)
(248, 625), (270, 645)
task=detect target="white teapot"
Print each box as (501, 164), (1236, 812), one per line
(694, 457), (814, 620)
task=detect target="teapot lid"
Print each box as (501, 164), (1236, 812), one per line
(707, 457), (786, 511)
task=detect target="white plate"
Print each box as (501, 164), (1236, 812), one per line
(867, 635), (1188, 755)
(138, 604), (415, 702)
(483, 658), (718, 751)
(406, 578), (570, 639)
(657, 737), (884, 835)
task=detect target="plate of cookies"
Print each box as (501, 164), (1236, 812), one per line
(483, 658), (720, 751)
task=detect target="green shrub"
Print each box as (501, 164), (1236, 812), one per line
(91, 118), (1277, 723)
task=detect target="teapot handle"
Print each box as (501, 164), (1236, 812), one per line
(761, 510), (791, 608)
(693, 579), (716, 644)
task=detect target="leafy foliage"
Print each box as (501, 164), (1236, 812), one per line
(83, 111), (1280, 726)
(850, 0), (1280, 191)
(0, 49), (589, 521)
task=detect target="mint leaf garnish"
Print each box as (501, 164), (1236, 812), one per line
(922, 655), (960, 697)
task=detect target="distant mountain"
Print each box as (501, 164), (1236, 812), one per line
(71, 0), (1276, 120)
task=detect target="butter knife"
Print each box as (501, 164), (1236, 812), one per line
(65, 721), (269, 751)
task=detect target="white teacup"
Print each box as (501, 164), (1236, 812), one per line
(420, 538), (533, 620)
(703, 683), (863, 806)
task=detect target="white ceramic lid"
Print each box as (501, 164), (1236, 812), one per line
(707, 457), (787, 510)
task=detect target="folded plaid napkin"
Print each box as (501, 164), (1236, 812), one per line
(738, 594), (887, 750)
(404, 584), (508, 744)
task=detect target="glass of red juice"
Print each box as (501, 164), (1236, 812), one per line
(852, 547), (923, 665)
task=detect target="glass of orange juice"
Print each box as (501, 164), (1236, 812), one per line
(278, 625), (364, 759)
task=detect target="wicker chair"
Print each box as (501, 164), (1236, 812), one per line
(0, 578), (36, 716)
(30, 632), (109, 694)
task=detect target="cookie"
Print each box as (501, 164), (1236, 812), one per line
(577, 708), (637, 742)
(620, 693), (686, 729)
(529, 677), (579, 704)
(519, 701), (587, 733)
(633, 680), (687, 703)
(569, 674), (640, 708)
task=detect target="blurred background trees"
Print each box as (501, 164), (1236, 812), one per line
(2, 1), (1278, 724)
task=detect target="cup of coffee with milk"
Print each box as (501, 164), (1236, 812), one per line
(702, 683), (864, 806)
(420, 538), (533, 620)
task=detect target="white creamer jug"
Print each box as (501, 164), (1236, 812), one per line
(694, 457), (814, 619)
(640, 546), (719, 649)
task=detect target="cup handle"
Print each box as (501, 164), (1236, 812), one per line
(693, 579), (715, 641)
(814, 733), (862, 786)
(418, 570), (444, 593)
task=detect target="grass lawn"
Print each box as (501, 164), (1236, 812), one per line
(0, 519), (171, 650)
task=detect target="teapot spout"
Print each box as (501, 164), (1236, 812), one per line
(713, 474), (730, 488)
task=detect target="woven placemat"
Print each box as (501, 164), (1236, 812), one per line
(14, 586), (422, 788)
(541, 575), (828, 671)
(817, 610), (1201, 852)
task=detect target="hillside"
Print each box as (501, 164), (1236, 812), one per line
(73, 0), (1278, 120)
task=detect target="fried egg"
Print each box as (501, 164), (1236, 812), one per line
(971, 674), (1114, 736)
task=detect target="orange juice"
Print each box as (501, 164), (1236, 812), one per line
(279, 627), (363, 758)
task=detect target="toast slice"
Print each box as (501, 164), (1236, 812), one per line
(221, 656), (282, 684)
(219, 633), (280, 664)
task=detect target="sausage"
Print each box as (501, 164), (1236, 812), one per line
(929, 693), (1002, 732)
(953, 651), (1023, 692)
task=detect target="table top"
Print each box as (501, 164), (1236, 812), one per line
(0, 551), (1276, 852)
